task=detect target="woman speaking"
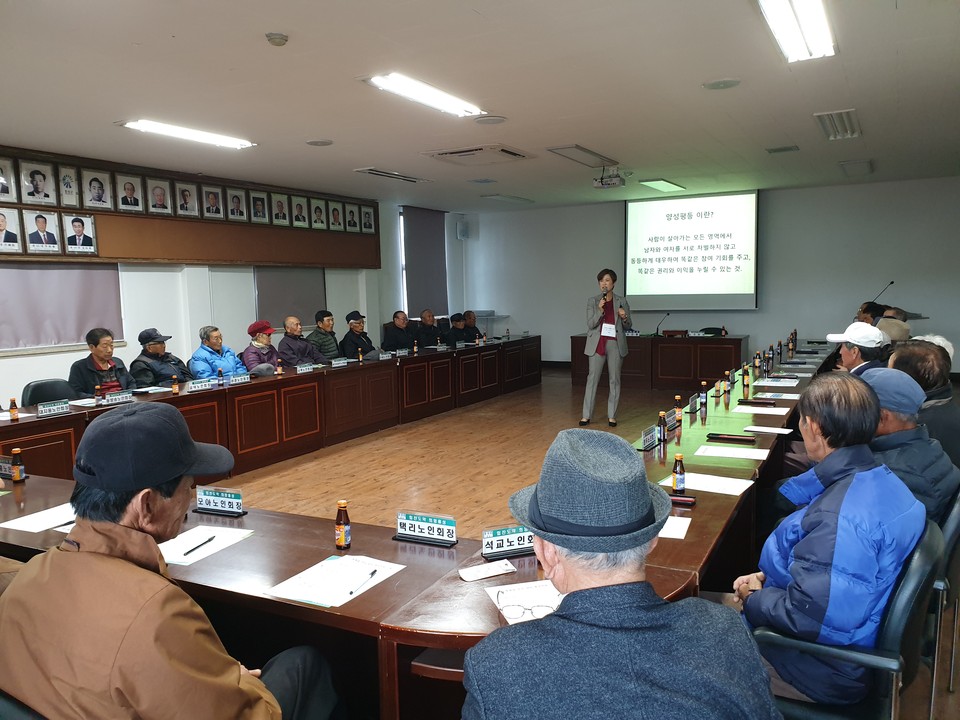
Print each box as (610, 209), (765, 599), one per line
(580, 268), (632, 427)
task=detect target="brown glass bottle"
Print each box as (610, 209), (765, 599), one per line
(8, 398), (18, 422)
(672, 453), (685, 493)
(335, 500), (351, 549)
(10, 448), (25, 483)
(656, 411), (667, 443)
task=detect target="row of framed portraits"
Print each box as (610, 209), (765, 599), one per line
(0, 156), (377, 233)
(0, 207), (99, 256)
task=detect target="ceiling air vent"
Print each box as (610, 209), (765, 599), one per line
(353, 167), (432, 183)
(422, 144), (533, 166)
(813, 109), (862, 141)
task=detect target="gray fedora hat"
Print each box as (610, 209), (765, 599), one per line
(509, 429), (671, 553)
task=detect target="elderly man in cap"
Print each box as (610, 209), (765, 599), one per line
(735, 373), (925, 705)
(861, 367), (960, 525)
(826, 321), (887, 376)
(339, 310), (377, 359)
(0, 403), (339, 719)
(306, 309), (340, 359)
(462, 429), (780, 720)
(444, 312), (468, 346)
(241, 320), (280, 376)
(129, 327), (194, 388)
(277, 316), (329, 368)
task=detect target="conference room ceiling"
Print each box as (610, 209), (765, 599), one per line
(4, 0), (958, 214)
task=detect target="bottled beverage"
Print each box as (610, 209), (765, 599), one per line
(413, 340), (418, 354)
(94, 385), (103, 405)
(217, 368), (224, 387)
(8, 398), (18, 422)
(672, 453), (685, 493)
(656, 411), (667, 443)
(721, 325), (728, 337)
(742, 364), (751, 387)
(171, 376), (179, 395)
(699, 381), (707, 407)
(10, 448), (25, 483)
(483, 334), (487, 344)
(724, 371), (731, 393)
(276, 358), (284, 374)
(777, 340), (783, 358)
(674, 395), (683, 423)
(358, 350), (363, 362)
(754, 352), (761, 370)
(505, 328), (510, 337)
(788, 336), (795, 352)
(335, 500), (351, 550)
(437, 335), (442, 347)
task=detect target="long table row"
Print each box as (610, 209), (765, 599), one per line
(0, 335), (542, 479)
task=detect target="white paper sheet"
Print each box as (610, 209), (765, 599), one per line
(159, 525), (255, 565)
(69, 399), (97, 407)
(485, 580), (564, 625)
(777, 364), (816, 369)
(0, 411), (36, 420)
(732, 405), (791, 416)
(695, 445), (771, 460)
(754, 392), (801, 400)
(0, 503), (75, 532)
(658, 472), (754, 496)
(658, 516), (692, 539)
(752, 378), (800, 388)
(744, 425), (793, 435)
(459, 559), (518, 582)
(268, 555), (404, 608)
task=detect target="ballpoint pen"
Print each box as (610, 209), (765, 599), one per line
(349, 569), (377, 596)
(183, 535), (216, 556)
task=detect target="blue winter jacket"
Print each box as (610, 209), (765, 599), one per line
(745, 444), (925, 704)
(188, 343), (247, 379)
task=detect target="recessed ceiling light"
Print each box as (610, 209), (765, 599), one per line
(475, 115), (507, 125)
(702, 78), (740, 90)
(365, 72), (485, 118)
(839, 159), (874, 177)
(306, 139), (333, 147)
(759, 0), (835, 63)
(766, 145), (800, 154)
(121, 119), (255, 149)
(468, 178), (498, 184)
(638, 179), (686, 193)
(547, 145), (618, 169)
(814, 109), (861, 140)
(265, 32), (289, 47)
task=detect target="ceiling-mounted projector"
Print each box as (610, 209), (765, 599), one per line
(593, 174), (625, 189)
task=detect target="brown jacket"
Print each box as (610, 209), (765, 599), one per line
(0, 520), (280, 719)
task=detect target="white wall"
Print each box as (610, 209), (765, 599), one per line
(463, 176), (960, 367)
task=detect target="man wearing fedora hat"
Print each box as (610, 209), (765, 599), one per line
(0, 403), (339, 719)
(129, 327), (194, 388)
(462, 429), (780, 720)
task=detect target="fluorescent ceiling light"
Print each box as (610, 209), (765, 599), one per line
(367, 72), (485, 118)
(758, 0), (835, 63)
(547, 144), (618, 168)
(639, 179), (686, 193)
(122, 119), (255, 149)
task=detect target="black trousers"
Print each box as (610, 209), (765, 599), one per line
(261, 646), (342, 720)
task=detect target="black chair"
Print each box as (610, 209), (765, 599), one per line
(21, 379), (79, 407)
(699, 326), (723, 335)
(926, 491), (960, 715)
(753, 519), (944, 720)
(0, 689), (45, 719)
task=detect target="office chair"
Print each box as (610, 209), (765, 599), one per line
(699, 327), (723, 335)
(21, 379), (79, 407)
(925, 492), (960, 718)
(753, 519), (944, 720)
(0, 689), (46, 719)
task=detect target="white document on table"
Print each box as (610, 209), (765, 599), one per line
(160, 525), (254, 566)
(744, 425), (793, 435)
(777, 364), (816, 369)
(733, 405), (791, 416)
(485, 579), (564, 625)
(658, 472), (754, 496)
(696, 445), (770, 461)
(69, 399), (97, 407)
(752, 378), (800, 388)
(0, 411), (36, 420)
(754, 392), (801, 400)
(268, 555), (404, 608)
(658, 516), (691, 540)
(0, 503), (75, 532)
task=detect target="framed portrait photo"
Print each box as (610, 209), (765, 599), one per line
(360, 206), (376, 234)
(226, 188), (247, 222)
(327, 201), (344, 231)
(201, 186), (224, 220)
(291, 195), (309, 229)
(82, 169), (113, 211)
(20, 161), (58, 206)
(175, 183), (199, 217)
(146, 178), (173, 215)
(62, 213), (98, 255)
(115, 174), (144, 212)
(270, 194), (289, 226)
(250, 192), (269, 224)
(0, 157), (18, 203)
(23, 209), (62, 255)
(310, 199), (327, 230)
(0, 206), (24, 254)
(344, 203), (360, 233)
(59, 166), (79, 207)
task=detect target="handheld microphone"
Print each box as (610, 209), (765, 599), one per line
(655, 312), (671, 336)
(872, 280), (894, 302)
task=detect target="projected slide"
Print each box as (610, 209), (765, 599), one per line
(625, 192), (757, 310)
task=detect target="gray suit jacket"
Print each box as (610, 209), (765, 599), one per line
(584, 292), (631, 356)
(462, 582), (781, 720)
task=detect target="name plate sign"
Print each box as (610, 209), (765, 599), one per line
(664, 409), (678, 432)
(0, 455), (10, 480)
(482, 525), (535, 560)
(729, 368), (739, 386)
(194, 487), (246, 517)
(37, 399), (70, 417)
(229, 373), (250, 385)
(395, 510), (457, 547)
(395, 349), (410, 357)
(296, 364), (314, 374)
(687, 393), (699, 413)
(188, 379), (213, 392)
(332, 358), (349, 368)
(455, 341), (466, 349)
(635, 425), (658, 452)
(102, 391), (134, 406)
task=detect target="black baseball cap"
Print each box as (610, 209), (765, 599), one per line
(345, 310), (365, 323)
(138, 328), (172, 345)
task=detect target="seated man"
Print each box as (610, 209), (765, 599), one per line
(129, 327), (193, 388)
(734, 373), (925, 704)
(188, 325), (246, 379)
(414, 308), (442, 347)
(381, 310), (415, 351)
(862, 367), (960, 525)
(444, 313), (468, 346)
(68, 327), (136, 397)
(825, 321), (886, 376)
(306, 310), (340, 359)
(0, 402), (338, 719)
(339, 311), (376, 359)
(462, 310), (483, 342)
(855, 300), (886, 326)
(277, 316), (329, 367)
(463, 429), (780, 719)
(889, 338), (960, 469)
(241, 320), (279, 376)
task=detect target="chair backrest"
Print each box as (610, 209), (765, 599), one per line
(875, 519), (944, 687)
(699, 326), (723, 335)
(21, 379), (79, 407)
(939, 490), (960, 604)
(0, 689), (46, 719)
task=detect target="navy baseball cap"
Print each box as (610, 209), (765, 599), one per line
(861, 368), (926, 415)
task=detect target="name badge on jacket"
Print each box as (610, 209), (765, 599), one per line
(601, 322), (616, 338)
